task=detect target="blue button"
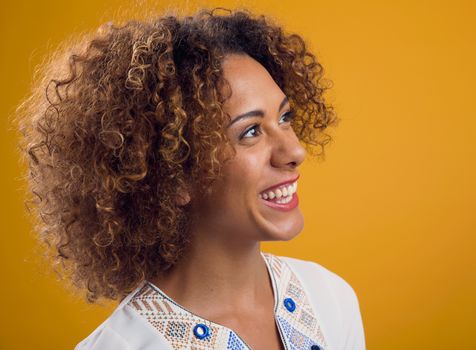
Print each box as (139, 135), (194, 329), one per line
(311, 345), (321, 350)
(283, 297), (296, 312)
(193, 323), (210, 339)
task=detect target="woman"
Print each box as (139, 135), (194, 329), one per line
(16, 7), (365, 350)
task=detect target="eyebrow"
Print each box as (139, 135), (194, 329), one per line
(227, 96), (289, 128)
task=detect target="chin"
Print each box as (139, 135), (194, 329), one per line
(277, 219), (304, 241)
(256, 210), (305, 242)
(247, 193), (305, 242)
(267, 233), (299, 242)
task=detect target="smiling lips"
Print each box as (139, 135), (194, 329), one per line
(258, 180), (298, 203)
(258, 176), (300, 211)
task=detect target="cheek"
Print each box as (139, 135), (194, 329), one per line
(222, 152), (264, 190)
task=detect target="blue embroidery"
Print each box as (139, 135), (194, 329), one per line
(277, 315), (319, 350)
(166, 321), (187, 339)
(284, 297), (296, 312)
(193, 323), (210, 340)
(227, 331), (246, 350)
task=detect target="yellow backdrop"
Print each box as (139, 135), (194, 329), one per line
(2, 0), (475, 349)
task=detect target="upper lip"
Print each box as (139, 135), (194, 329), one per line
(260, 174), (300, 193)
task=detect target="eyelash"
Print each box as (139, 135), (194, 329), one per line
(240, 110), (295, 139)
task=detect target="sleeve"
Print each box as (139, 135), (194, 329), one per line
(74, 325), (133, 350)
(324, 268), (366, 350)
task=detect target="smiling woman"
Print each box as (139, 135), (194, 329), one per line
(14, 7), (365, 350)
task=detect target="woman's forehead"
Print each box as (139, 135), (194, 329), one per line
(221, 54), (284, 112)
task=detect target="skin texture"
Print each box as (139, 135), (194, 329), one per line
(150, 53), (306, 349)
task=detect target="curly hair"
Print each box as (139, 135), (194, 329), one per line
(14, 7), (339, 303)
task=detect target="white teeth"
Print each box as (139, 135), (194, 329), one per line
(259, 180), (298, 201)
(276, 195), (292, 204)
(288, 185), (294, 194)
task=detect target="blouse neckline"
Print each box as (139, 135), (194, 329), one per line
(144, 251), (277, 347)
(127, 251), (329, 350)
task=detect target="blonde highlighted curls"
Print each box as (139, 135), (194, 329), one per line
(14, 8), (339, 303)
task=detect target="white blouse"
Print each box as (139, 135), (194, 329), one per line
(75, 252), (365, 350)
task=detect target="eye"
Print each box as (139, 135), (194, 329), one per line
(279, 110), (295, 124)
(239, 110), (295, 140)
(240, 124), (262, 139)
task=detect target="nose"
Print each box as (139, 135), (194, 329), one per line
(270, 126), (306, 169)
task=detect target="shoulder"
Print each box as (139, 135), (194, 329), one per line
(278, 255), (366, 350)
(280, 255), (359, 308)
(74, 322), (131, 350)
(74, 284), (172, 350)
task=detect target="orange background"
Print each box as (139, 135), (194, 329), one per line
(1, 0), (475, 349)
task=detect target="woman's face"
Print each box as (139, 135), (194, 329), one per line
(192, 53), (306, 243)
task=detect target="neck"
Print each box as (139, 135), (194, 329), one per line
(152, 225), (274, 318)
